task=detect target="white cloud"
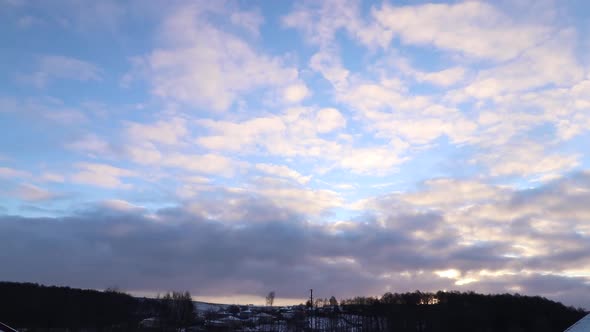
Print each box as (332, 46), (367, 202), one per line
(20, 55), (102, 87)
(373, 1), (550, 61)
(125, 117), (188, 145)
(309, 50), (350, 89)
(364, 173), (590, 269)
(401, 179), (507, 208)
(72, 163), (136, 189)
(143, 5), (299, 111)
(183, 175), (210, 184)
(196, 108), (344, 158)
(282, 0), (360, 47)
(196, 116), (286, 152)
(100, 199), (144, 213)
(125, 143), (163, 164)
(340, 81), (477, 145)
(315, 108), (346, 133)
(282, 83), (311, 103)
(474, 142), (580, 177)
(66, 134), (112, 157)
(250, 177), (342, 215)
(196, 106), (411, 174)
(40, 172), (65, 183)
(390, 55), (466, 87)
(418, 67), (466, 87)
(339, 146), (405, 174)
(15, 183), (57, 201)
(457, 29), (582, 101)
(255, 163), (311, 184)
(164, 153), (240, 177)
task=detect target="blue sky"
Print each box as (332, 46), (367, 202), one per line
(1, 0), (590, 307)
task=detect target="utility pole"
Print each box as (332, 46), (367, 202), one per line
(310, 289), (314, 330)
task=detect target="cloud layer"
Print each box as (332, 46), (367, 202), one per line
(2, 173), (590, 307)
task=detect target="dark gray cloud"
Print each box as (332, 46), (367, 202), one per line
(1, 172), (590, 308)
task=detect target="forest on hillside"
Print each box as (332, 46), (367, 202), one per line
(333, 291), (587, 332)
(0, 281), (586, 331)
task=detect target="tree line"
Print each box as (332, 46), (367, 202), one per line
(0, 281), (194, 331)
(0, 282), (587, 331)
(334, 290), (587, 332)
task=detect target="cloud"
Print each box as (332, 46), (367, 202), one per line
(195, 106), (412, 174)
(1, 172), (590, 308)
(196, 116), (286, 152)
(282, 0), (360, 47)
(283, 0), (583, 183)
(66, 134), (113, 157)
(40, 172), (65, 183)
(14, 183), (59, 201)
(20, 55), (102, 87)
(196, 108), (345, 158)
(309, 49), (350, 89)
(0, 97), (90, 126)
(340, 81), (477, 145)
(71, 162), (136, 189)
(315, 108), (346, 133)
(230, 9), (264, 36)
(255, 163), (312, 185)
(473, 141), (580, 178)
(339, 147), (406, 175)
(141, 4), (299, 111)
(252, 181), (342, 216)
(400, 178), (507, 208)
(125, 117), (188, 145)
(417, 67), (466, 87)
(163, 153), (241, 177)
(373, 1), (550, 61)
(66, 127), (242, 178)
(99, 199), (145, 213)
(0, 166), (31, 179)
(455, 29), (582, 101)
(388, 55), (467, 87)
(125, 142), (163, 164)
(282, 83), (311, 103)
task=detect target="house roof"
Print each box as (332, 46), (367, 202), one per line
(0, 321), (18, 332)
(565, 314), (590, 332)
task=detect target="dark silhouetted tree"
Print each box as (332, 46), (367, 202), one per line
(266, 291), (276, 306)
(158, 291), (195, 328)
(329, 296), (338, 306)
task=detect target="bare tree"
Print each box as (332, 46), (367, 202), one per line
(158, 291), (194, 328)
(329, 296), (338, 307)
(266, 291), (275, 306)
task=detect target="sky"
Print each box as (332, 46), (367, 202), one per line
(1, 0), (590, 308)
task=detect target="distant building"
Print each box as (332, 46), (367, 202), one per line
(238, 308), (254, 319)
(139, 317), (159, 328)
(565, 314), (590, 332)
